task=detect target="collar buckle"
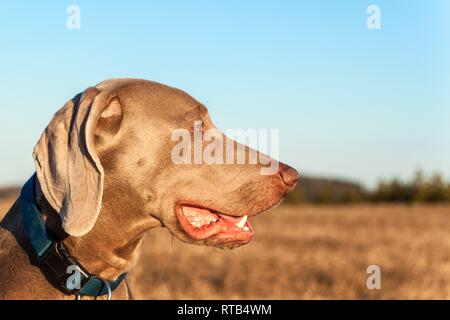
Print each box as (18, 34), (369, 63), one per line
(40, 241), (89, 295)
(20, 174), (126, 298)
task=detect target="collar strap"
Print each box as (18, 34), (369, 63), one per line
(19, 174), (126, 298)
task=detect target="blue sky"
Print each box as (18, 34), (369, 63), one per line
(0, 1), (449, 187)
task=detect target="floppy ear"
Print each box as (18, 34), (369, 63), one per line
(33, 87), (123, 237)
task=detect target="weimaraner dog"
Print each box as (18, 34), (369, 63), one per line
(0, 79), (298, 299)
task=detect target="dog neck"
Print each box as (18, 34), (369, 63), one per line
(34, 179), (161, 281)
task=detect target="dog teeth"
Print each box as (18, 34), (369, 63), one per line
(235, 215), (248, 229)
(243, 226), (249, 231)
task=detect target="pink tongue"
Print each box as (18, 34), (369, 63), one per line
(178, 205), (254, 242)
(182, 206), (218, 227)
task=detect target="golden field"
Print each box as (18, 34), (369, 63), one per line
(1, 198), (450, 299)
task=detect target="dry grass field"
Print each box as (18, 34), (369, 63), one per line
(1, 197), (450, 299)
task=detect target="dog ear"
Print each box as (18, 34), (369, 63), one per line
(33, 87), (123, 237)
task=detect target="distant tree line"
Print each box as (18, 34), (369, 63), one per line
(0, 187), (20, 200)
(1, 171), (449, 204)
(285, 171), (450, 204)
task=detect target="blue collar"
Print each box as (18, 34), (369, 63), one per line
(19, 174), (126, 299)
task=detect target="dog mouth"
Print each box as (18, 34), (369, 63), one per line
(176, 204), (254, 245)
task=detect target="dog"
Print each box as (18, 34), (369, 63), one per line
(0, 78), (298, 299)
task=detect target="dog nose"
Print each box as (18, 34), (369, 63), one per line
(278, 163), (299, 188)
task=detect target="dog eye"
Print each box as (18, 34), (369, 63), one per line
(193, 121), (203, 133)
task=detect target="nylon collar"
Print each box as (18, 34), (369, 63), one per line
(19, 174), (126, 299)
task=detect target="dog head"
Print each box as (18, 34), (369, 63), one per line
(34, 79), (298, 250)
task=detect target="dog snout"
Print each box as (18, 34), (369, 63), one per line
(278, 163), (299, 188)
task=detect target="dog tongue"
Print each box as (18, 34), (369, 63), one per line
(181, 206), (218, 228)
(178, 205), (253, 242)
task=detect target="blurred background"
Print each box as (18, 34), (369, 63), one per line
(1, 1), (449, 299)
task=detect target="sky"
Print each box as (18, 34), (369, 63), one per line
(0, 1), (449, 187)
